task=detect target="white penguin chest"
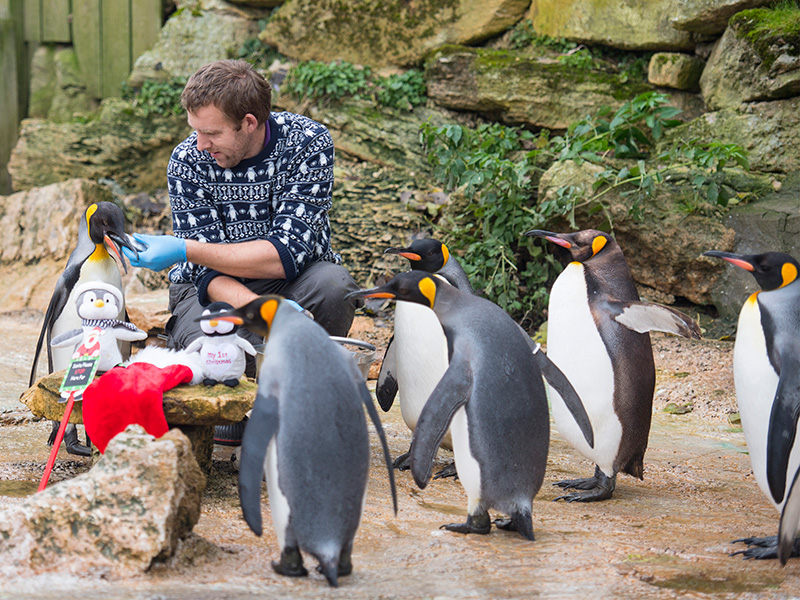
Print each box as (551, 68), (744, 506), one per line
(546, 263), (620, 473)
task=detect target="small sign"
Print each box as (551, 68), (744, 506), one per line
(60, 356), (100, 398)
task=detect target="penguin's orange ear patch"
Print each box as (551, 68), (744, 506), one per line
(260, 299), (280, 327)
(86, 203), (98, 238)
(418, 277), (436, 308)
(781, 262), (798, 288)
(441, 244), (450, 265)
(591, 235), (607, 256)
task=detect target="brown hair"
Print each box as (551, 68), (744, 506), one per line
(181, 60), (272, 128)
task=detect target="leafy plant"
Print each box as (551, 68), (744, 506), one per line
(121, 77), (187, 117)
(375, 70), (427, 110)
(557, 47), (595, 70)
(508, 19), (577, 53)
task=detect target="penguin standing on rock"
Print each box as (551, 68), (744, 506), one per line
(349, 271), (593, 540)
(704, 250), (800, 562)
(526, 229), (701, 502)
(200, 296), (397, 587)
(379, 238), (473, 476)
(29, 202), (138, 456)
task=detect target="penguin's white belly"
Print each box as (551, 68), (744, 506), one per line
(394, 301), (451, 446)
(734, 300), (798, 511)
(547, 264), (620, 475)
(451, 406), (481, 512)
(265, 437), (291, 549)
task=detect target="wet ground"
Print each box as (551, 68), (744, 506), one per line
(2, 311), (800, 599)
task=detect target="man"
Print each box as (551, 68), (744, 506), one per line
(126, 60), (359, 352)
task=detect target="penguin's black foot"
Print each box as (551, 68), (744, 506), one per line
(315, 553), (352, 578)
(203, 378), (218, 386)
(63, 424), (91, 457)
(223, 378), (240, 387)
(441, 511), (491, 535)
(433, 461), (458, 480)
(730, 535), (800, 560)
(494, 510), (535, 541)
(554, 468), (616, 502)
(392, 451), (411, 471)
(272, 547), (308, 577)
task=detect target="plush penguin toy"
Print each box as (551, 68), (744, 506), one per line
(186, 302), (257, 387)
(50, 281), (147, 393)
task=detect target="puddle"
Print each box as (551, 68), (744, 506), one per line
(416, 498), (466, 517)
(0, 479), (39, 497)
(650, 573), (783, 595)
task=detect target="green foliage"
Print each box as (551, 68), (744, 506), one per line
(284, 60), (427, 111)
(420, 91), (750, 324)
(731, 0), (800, 69)
(508, 19), (577, 53)
(121, 77), (187, 117)
(557, 48), (595, 70)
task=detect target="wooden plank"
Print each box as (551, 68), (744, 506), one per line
(71, 0), (102, 97)
(0, 15), (19, 193)
(131, 0), (161, 65)
(101, 0), (130, 97)
(41, 0), (70, 42)
(10, 0), (28, 119)
(23, 0), (41, 42)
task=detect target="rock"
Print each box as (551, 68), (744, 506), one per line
(526, 0), (694, 51)
(7, 99), (188, 193)
(670, 0), (773, 36)
(700, 11), (800, 110)
(648, 53), (704, 92)
(425, 45), (653, 130)
(538, 160), (735, 306)
(128, 0), (272, 86)
(0, 425), (205, 579)
(260, 0), (531, 68)
(661, 96), (800, 174)
(47, 47), (99, 122)
(28, 46), (57, 119)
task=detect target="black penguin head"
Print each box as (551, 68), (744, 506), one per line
(86, 202), (138, 273)
(525, 229), (616, 263)
(704, 250), (800, 291)
(348, 271), (440, 309)
(385, 238), (450, 273)
(200, 301), (238, 336)
(197, 295), (282, 338)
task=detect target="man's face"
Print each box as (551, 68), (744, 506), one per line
(188, 104), (261, 169)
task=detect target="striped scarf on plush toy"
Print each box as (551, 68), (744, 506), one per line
(82, 319), (140, 332)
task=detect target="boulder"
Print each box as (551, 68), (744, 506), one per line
(128, 0), (271, 87)
(0, 426), (205, 579)
(661, 96), (800, 174)
(260, 0), (532, 68)
(425, 45), (654, 130)
(648, 53), (704, 92)
(7, 98), (188, 193)
(671, 0), (774, 36)
(700, 10), (800, 110)
(526, 0), (694, 51)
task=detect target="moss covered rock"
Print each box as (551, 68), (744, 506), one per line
(260, 0), (531, 68)
(670, 0), (773, 36)
(648, 52), (704, 92)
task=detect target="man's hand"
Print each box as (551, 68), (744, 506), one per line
(123, 233), (187, 271)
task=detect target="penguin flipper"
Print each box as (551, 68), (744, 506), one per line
(358, 382), (398, 515)
(376, 336), (398, 412)
(610, 301), (701, 339)
(410, 360), (472, 489)
(30, 273), (75, 385)
(238, 391), (279, 536)
(766, 365), (800, 504)
(532, 345), (594, 449)
(779, 465), (800, 564)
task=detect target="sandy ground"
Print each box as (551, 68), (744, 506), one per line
(2, 309), (800, 599)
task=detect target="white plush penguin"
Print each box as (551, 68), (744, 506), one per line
(50, 281), (147, 381)
(186, 302), (257, 387)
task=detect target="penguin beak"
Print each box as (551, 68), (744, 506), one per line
(94, 300), (105, 308)
(197, 311), (245, 326)
(703, 250), (755, 272)
(209, 319), (219, 328)
(346, 288), (396, 300)
(384, 247), (421, 262)
(525, 229), (572, 249)
(104, 232), (138, 275)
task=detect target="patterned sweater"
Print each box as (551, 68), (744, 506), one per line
(167, 111), (341, 304)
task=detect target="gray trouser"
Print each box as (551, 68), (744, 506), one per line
(166, 261), (361, 370)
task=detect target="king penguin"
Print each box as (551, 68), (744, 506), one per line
(379, 238), (473, 476)
(350, 271), (593, 539)
(29, 201), (137, 456)
(526, 229), (701, 501)
(200, 296), (397, 586)
(705, 250), (800, 562)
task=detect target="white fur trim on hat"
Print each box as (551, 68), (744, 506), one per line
(72, 281), (124, 307)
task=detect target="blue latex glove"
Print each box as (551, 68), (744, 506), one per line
(122, 233), (187, 271)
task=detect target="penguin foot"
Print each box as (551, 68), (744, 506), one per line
(223, 378), (240, 387)
(553, 476), (599, 491)
(203, 378), (218, 386)
(272, 547), (308, 578)
(62, 424), (91, 457)
(433, 461), (459, 480)
(494, 511), (535, 541)
(730, 535), (800, 560)
(441, 511), (491, 535)
(315, 556), (352, 578)
(554, 469), (616, 502)
(392, 451), (411, 471)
